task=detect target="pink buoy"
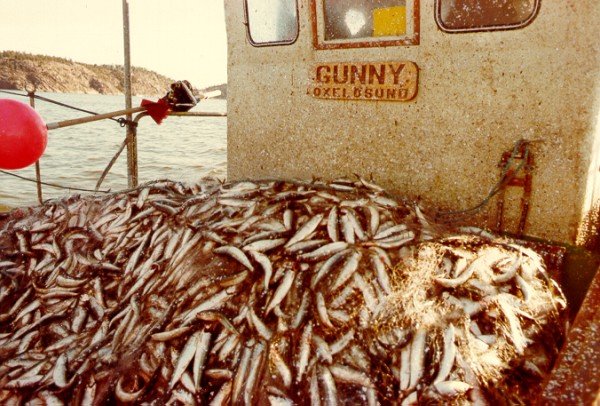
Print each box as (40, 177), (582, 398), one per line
(0, 99), (48, 170)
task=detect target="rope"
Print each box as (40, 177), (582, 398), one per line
(0, 89), (123, 124)
(0, 170), (110, 194)
(436, 139), (535, 219)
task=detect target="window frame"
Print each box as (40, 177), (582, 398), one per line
(243, 0), (300, 47)
(310, 0), (421, 50)
(434, 0), (541, 33)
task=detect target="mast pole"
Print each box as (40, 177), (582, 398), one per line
(122, 0), (138, 187)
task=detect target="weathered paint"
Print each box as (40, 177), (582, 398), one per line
(225, 0), (600, 245)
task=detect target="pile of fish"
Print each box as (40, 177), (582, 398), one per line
(0, 178), (567, 405)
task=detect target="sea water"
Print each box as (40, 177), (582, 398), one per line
(0, 91), (227, 208)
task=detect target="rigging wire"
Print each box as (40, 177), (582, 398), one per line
(95, 138), (128, 192)
(0, 170), (110, 194)
(0, 89), (124, 125)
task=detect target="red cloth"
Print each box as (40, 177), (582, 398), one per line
(141, 99), (171, 124)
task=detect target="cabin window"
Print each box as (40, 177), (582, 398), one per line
(245, 0), (299, 46)
(311, 0), (420, 49)
(435, 0), (540, 32)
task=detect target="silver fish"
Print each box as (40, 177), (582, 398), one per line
(285, 214), (324, 247)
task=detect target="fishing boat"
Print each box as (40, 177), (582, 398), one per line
(225, 0), (599, 401)
(0, 0), (598, 404)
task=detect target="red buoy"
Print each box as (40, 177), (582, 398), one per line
(0, 99), (48, 169)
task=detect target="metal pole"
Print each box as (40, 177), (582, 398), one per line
(46, 106), (146, 130)
(122, 0), (138, 188)
(27, 87), (43, 204)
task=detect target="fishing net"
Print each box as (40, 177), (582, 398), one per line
(0, 178), (567, 405)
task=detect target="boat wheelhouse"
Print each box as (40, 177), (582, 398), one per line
(226, 0), (600, 247)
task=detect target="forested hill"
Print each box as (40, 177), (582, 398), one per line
(0, 51), (174, 97)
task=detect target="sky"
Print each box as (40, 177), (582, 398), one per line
(0, 0), (227, 89)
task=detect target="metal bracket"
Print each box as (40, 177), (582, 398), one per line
(495, 142), (534, 237)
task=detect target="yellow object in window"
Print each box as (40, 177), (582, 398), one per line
(372, 6), (406, 37)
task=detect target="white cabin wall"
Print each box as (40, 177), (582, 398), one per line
(226, 0), (600, 244)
